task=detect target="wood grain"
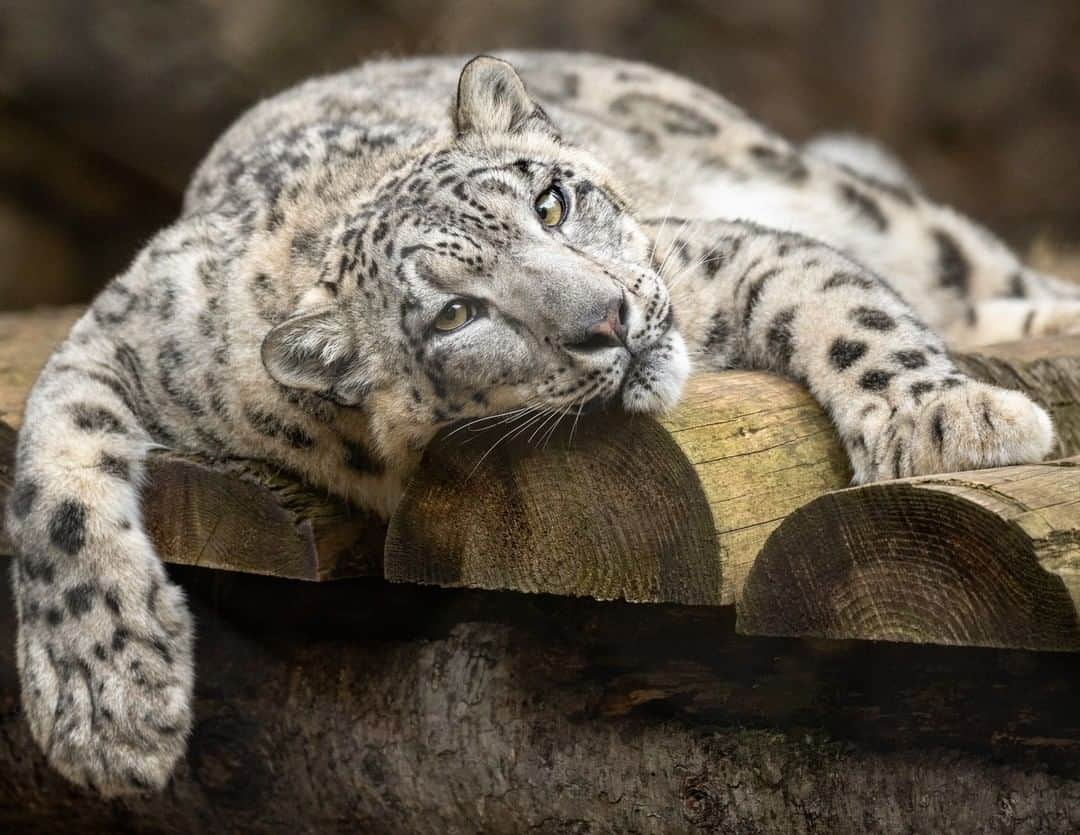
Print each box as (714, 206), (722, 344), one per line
(385, 370), (852, 605)
(740, 457), (1080, 651)
(141, 452), (385, 580)
(657, 371), (852, 604)
(1, 306), (1078, 638)
(386, 409), (722, 604)
(0, 420), (384, 580)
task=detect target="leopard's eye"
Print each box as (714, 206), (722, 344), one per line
(433, 300), (476, 332)
(534, 185), (567, 227)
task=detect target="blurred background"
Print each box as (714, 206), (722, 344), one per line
(2, 0), (1080, 310)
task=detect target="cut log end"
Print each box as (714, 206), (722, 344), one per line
(142, 453), (386, 580)
(740, 460), (1080, 651)
(2, 306), (1080, 651)
(386, 412), (721, 605)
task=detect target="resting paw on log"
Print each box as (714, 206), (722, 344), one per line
(3, 311), (1078, 620)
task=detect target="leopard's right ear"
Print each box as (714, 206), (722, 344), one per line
(455, 55), (559, 139)
(261, 307), (371, 405)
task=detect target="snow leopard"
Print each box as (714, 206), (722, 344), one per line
(6, 51), (1077, 796)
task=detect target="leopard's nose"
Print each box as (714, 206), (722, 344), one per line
(566, 294), (628, 353)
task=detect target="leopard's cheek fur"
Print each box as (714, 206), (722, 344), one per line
(417, 322), (541, 418)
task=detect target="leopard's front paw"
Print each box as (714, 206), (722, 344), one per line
(16, 572), (194, 796)
(864, 381), (1054, 481)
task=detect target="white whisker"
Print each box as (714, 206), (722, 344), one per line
(654, 216), (698, 284)
(444, 403), (534, 439)
(466, 408), (550, 478)
(666, 252), (728, 293)
(568, 395), (586, 450)
(540, 399), (577, 448)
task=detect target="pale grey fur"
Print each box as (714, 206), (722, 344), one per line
(6, 52), (1075, 796)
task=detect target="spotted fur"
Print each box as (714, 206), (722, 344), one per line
(6, 51), (1074, 796)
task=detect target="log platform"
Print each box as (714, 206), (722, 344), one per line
(3, 307), (1077, 649)
(2, 306), (1080, 832)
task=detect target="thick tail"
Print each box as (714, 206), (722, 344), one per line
(5, 336), (194, 796)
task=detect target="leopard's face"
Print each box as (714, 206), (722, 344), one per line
(262, 56), (688, 455)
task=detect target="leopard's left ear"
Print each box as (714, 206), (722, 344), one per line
(455, 56), (559, 139)
(261, 305), (372, 406)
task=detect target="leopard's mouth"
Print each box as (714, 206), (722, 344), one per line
(565, 325), (691, 417)
(619, 328), (690, 414)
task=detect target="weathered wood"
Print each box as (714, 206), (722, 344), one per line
(1, 307), (1078, 622)
(657, 371), (853, 603)
(385, 408), (723, 603)
(0, 422), (383, 580)
(741, 457), (1080, 651)
(140, 451), (385, 580)
(385, 340), (1080, 607)
(4, 567), (1080, 833)
(0, 305), (83, 428)
(385, 371), (851, 605)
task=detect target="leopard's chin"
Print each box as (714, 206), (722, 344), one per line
(620, 329), (690, 414)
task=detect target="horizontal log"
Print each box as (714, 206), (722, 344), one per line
(0, 420), (384, 580)
(385, 370), (852, 606)
(1, 307), (1079, 651)
(4, 567), (1080, 832)
(386, 339), (1080, 608)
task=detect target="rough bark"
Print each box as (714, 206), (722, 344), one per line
(2, 567), (1080, 834)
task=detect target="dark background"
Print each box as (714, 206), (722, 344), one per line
(3, 0), (1080, 310)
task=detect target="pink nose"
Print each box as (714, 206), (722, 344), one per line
(589, 296), (628, 345)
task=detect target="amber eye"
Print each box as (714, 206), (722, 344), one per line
(534, 185), (567, 227)
(433, 300), (476, 332)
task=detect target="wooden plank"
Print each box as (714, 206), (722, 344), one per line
(739, 457), (1080, 651)
(658, 371), (852, 604)
(385, 409), (723, 604)
(385, 338), (1080, 608)
(385, 370), (851, 606)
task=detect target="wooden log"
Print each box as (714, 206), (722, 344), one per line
(386, 340), (1080, 606)
(385, 371), (851, 606)
(0, 421), (383, 580)
(1, 307), (1079, 615)
(740, 456), (1080, 651)
(4, 566), (1080, 833)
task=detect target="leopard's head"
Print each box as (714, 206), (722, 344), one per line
(262, 56), (689, 455)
